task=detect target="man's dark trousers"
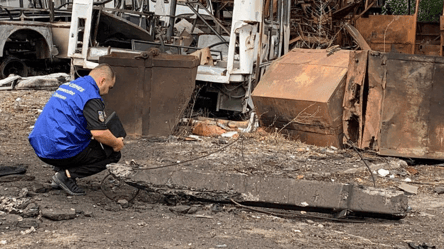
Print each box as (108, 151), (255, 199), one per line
(39, 140), (121, 178)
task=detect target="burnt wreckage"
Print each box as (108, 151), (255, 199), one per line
(0, 0), (291, 115)
(1, 0), (444, 154)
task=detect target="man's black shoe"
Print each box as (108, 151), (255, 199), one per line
(52, 171), (86, 196)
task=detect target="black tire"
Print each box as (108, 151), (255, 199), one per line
(0, 56), (28, 79)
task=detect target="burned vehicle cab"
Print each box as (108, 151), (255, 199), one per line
(0, 21), (58, 78)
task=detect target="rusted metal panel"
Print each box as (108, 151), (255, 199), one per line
(342, 50), (367, 146)
(361, 51), (385, 150)
(441, 15), (444, 56)
(252, 49), (349, 147)
(377, 53), (444, 159)
(99, 52), (199, 137)
(355, 15), (416, 54)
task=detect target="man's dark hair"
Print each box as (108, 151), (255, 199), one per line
(90, 64), (115, 80)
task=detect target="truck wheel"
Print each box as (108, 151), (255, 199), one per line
(0, 56), (28, 79)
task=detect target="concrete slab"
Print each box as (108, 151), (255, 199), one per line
(108, 164), (409, 219)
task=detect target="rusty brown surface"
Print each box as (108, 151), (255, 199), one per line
(355, 15), (416, 54)
(252, 49), (349, 148)
(342, 50), (367, 146)
(343, 22), (371, 50)
(378, 53), (444, 159)
(353, 51), (444, 159)
(441, 15), (444, 56)
(99, 52), (199, 137)
(415, 23), (441, 56)
(360, 51), (384, 150)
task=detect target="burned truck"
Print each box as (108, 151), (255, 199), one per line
(0, 0), (291, 116)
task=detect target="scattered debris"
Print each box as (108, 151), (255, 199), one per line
(398, 183), (418, 195)
(192, 122), (226, 137)
(221, 131), (239, 139)
(117, 199), (129, 208)
(20, 226), (36, 235)
(434, 186), (444, 194)
(41, 208), (76, 221)
(408, 242), (437, 249)
(377, 169), (390, 177)
(406, 167), (419, 176)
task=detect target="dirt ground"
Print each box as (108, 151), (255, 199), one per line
(1, 90), (444, 249)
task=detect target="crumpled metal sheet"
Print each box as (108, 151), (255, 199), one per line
(342, 50), (368, 146)
(252, 49), (349, 147)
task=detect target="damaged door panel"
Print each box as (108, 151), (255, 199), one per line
(252, 49), (349, 148)
(342, 50), (367, 147)
(378, 53), (444, 159)
(346, 51), (444, 159)
(99, 51), (199, 137)
(441, 15), (444, 56)
(360, 51), (385, 150)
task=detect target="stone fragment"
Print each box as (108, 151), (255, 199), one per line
(41, 208), (76, 221)
(17, 218), (39, 229)
(187, 206), (199, 214)
(22, 202), (39, 218)
(32, 183), (49, 193)
(169, 205), (191, 214)
(434, 186), (444, 194)
(405, 167), (419, 175)
(117, 199), (129, 208)
(398, 183), (418, 195)
(84, 210), (93, 217)
(221, 131), (239, 139)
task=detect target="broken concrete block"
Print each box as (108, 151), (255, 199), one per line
(192, 122), (226, 137)
(108, 164), (409, 219)
(41, 208), (76, 221)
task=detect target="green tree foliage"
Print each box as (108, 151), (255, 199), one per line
(382, 0), (443, 22)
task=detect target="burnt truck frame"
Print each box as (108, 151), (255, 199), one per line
(0, 0), (291, 115)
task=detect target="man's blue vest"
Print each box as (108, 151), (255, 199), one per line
(29, 76), (103, 159)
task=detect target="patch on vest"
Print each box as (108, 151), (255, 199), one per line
(98, 111), (105, 122)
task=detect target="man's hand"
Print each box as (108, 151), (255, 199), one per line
(113, 137), (124, 152)
(90, 129), (125, 152)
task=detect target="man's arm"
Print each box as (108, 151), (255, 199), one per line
(90, 130), (124, 152)
(83, 99), (125, 152)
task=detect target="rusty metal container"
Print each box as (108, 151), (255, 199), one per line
(99, 52), (199, 137)
(252, 49), (350, 148)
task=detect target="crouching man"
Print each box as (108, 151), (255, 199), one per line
(28, 64), (124, 196)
